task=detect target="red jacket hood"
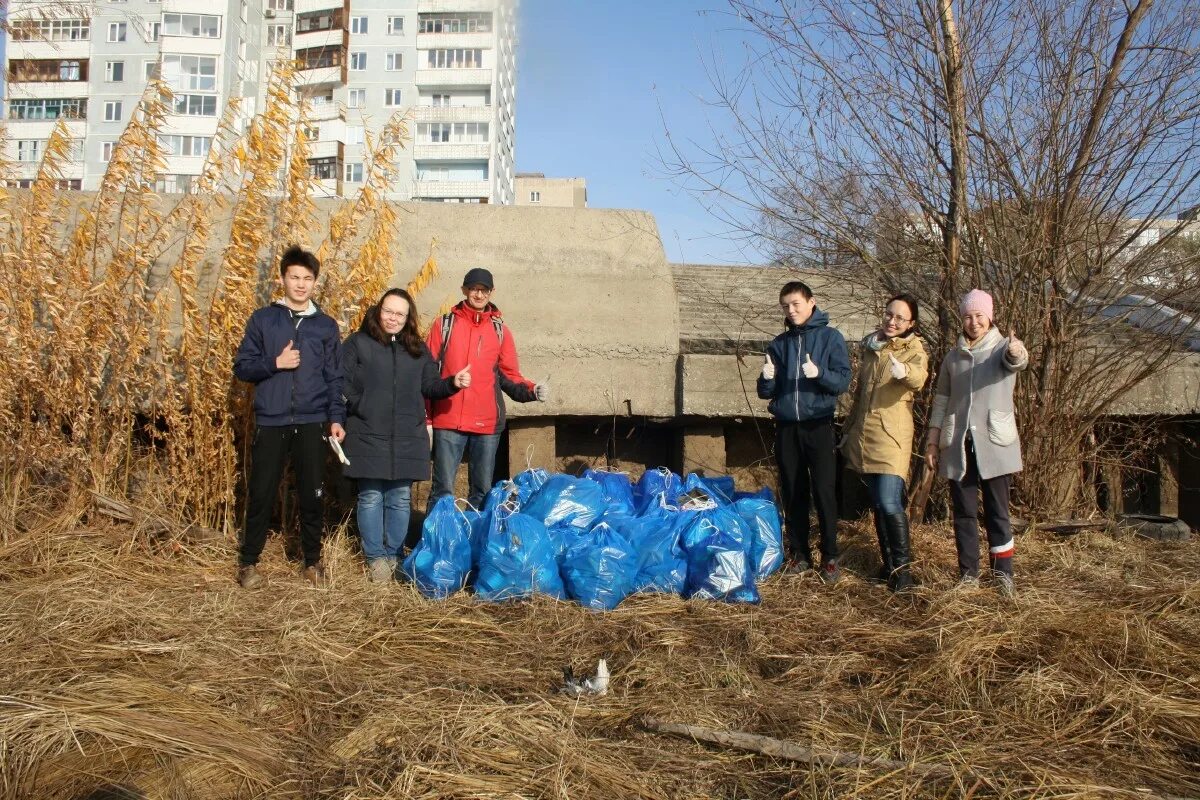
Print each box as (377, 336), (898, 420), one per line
(452, 300), (502, 325)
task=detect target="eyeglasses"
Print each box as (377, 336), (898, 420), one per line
(465, 286), (493, 295)
(883, 313), (911, 323)
(380, 310), (407, 319)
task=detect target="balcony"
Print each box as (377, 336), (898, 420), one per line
(412, 105), (492, 124)
(412, 179), (490, 199)
(415, 32), (493, 50)
(414, 68), (492, 87)
(293, 27), (343, 50)
(418, 0), (495, 11)
(7, 39), (91, 61)
(295, 0), (344, 14)
(303, 103), (345, 123)
(413, 142), (490, 161)
(8, 58), (89, 83)
(307, 139), (344, 160)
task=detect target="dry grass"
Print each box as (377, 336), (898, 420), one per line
(2, 503), (1196, 800)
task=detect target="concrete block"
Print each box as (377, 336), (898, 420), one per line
(678, 354), (771, 417)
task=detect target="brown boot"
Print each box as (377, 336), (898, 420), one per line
(301, 561), (327, 588)
(238, 565), (264, 590)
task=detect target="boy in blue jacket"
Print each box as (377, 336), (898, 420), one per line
(233, 245), (346, 589)
(757, 281), (852, 582)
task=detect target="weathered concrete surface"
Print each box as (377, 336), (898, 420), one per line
(1105, 354), (1200, 416)
(679, 354), (770, 418)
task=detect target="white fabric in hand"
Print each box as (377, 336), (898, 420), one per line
(888, 354), (906, 380)
(761, 355), (776, 380)
(535, 383), (549, 402)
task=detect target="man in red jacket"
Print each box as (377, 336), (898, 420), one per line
(427, 268), (547, 508)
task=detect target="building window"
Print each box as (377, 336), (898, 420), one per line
(159, 134), (213, 156)
(384, 88), (403, 107)
(108, 22), (127, 42)
(7, 59), (90, 82)
(426, 49), (483, 69)
(385, 52), (403, 71)
(431, 93), (449, 107)
(58, 61), (81, 80)
(149, 21), (161, 41)
(350, 16), (367, 34)
(345, 162), (363, 182)
(387, 16), (404, 34)
(105, 61), (125, 82)
(296, 9), (343, 33)
(418, 13), (492, 34)
(529, 191), (540, 203)
(16, 140), (43, 163)
(417, 122), (488, 144)
(144, 60), (160, 80)
(162, 55), (217, 91)
(154, 174), (197, 194)
(350, 52), (366, 71)
(102, 142), (116, 161)
(11, 19), (90, 42)
(308, 156), (339, 180)
(267, 0), (293, 10)
(171, 95), (218, 116)
(347, 88), (366, 108)
(302, 125), (319, 141)
(161, 13), (221, 38)
(267, 23), (291, 46)
(104, 101), (123, 122)
(345, 125), (363, 145)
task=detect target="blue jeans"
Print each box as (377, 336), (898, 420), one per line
(864, 473), (906, 515)
(357, 479), (412, 561)
(431, 429), (502, 509)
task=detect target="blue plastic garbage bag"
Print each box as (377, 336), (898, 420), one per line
(401, 495), (473, 598)
(481, 480), (521, 516)
(560, 522), (637, 611)
(582, 468), (637, 517)
(512, 468), (550, 503)
(733, 498), (784, 578)
(733, 486), (775, 502)
(683, 472), (735, 506)
(475, 508), (565, 602)
(682, 519), (760, 603)
(612, 515), (687, 595)
(523, 474), (607, 532)
(635, 467), (684, 515)
(679, 503), (747, 552)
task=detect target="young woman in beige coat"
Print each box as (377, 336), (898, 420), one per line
(841, 294), (928, 590)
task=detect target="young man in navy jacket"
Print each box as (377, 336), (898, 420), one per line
(233, 245), (346, 589)
(757, 280), (852, 583)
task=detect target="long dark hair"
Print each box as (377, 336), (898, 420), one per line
(885, 293), (921, 335)
(365, 288), (424, 357)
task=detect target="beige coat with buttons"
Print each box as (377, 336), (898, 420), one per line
(840, 332), (929, 481)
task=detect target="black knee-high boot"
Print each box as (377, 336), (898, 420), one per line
(884, 511), (915, 591)
(874, 510), (892, 583)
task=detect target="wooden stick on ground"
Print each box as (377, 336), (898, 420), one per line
(641, 716), (962, 780)
(907, 460), (936, 524)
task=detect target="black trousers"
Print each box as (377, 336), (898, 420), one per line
(948, 439), (1014, 578)
(776, 417), (839, 564)
(241, 423), (326, 568)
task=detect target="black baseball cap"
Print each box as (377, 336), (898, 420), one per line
(461, 268), (494, 289)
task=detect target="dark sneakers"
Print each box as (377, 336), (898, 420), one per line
(785, 559), (811, 575)
(820, 561), (841, 584)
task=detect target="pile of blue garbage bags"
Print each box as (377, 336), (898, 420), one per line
(400, 467), (784, 610)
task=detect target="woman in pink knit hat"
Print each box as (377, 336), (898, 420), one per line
(923, 289), (1029, 595)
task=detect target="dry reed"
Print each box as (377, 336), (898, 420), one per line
(1, 509), (1196, 800)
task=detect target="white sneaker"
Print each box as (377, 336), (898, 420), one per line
(367, 559), (394, 583)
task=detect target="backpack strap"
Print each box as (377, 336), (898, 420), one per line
(437, 312), (505, 369)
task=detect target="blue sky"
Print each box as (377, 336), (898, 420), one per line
(516, 1), (763, 265)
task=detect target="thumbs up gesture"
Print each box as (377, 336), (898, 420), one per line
(276, 339), (300, 370)
(1007, 329), (1028, 362)
(888, 353), (907, 380)
(761, 354), (776, 380)
(454, 363), (472, 388)
(802, 352), (819, 379)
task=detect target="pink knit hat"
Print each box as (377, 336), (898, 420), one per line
(959, 289), (994, 320)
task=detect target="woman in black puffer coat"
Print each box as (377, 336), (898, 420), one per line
(342, 288), (470, 582)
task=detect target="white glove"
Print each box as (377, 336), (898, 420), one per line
(1007, 329), (1028, 362)
(802, 353), (819, 379)
(535, 383), (549, 402)
(888, 354), (906, 380)
(761, 355), (775, 380)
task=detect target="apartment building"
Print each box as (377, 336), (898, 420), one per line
(515, 172), (587, 208)
(4, 0), (517, 203)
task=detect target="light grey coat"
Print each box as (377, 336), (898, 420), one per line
(928, 327), (1029, 481)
